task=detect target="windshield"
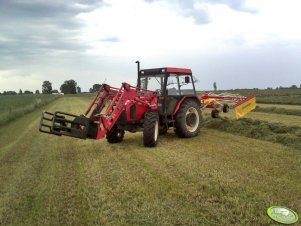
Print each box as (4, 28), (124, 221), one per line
(139, 73), (195, 96)
(140, 75), (164, 95)
(167, 74), (195, 95)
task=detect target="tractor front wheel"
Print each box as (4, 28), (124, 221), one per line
(106, 125), (125, 143)
(175, 100), (202, 138)
(143, 111), (159, 147)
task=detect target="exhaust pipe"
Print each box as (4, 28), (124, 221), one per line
(136, 60), (140, 87)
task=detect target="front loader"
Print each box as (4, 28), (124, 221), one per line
(40, 62), (204, 147)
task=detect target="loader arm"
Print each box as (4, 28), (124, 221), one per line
(39, 83), (158, 140)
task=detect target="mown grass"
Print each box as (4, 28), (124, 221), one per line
(232, 89), (301, 105)
(254, 106), (301, 116)
(244, 112), (301, 127)
(0, 94), (60, 126)
(203, 107), (301, 127)
(199, 88), (301, 105)
(204, 117), (301, 151)
(257, 103), (301, 110)
(0, 96), (300, 225)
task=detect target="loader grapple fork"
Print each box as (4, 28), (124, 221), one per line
(39, 111), (90, 139)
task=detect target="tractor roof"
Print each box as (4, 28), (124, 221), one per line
(140, 67), (192, 75)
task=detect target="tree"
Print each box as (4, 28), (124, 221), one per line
(24, 90), (33, 94)
(90, 84), (102, 93)
(213, 82), (217, 91)
(3, 91), (17, 95)
(35, 90), (40, 94)
(19, 89), (23, 95)
(290, 85), (298, 89)
(60, 79), (77, 94)
(42, 81), (52, 94)
(52, 89), (59, 94)
(77, 86), (81, 93)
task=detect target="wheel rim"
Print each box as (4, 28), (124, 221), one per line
(154, 120), (159, 141)
(185, 107), (199, 132)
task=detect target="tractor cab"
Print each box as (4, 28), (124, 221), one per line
(137, 66), (197, 115)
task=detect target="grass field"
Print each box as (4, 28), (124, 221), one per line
(257, 103), (301, 110)
(200, 88), (301, 105)
(0, 94), (60, 126)
(245, 112), (301, 126)
(233, 88), (301, 105)
(209, 109), (301, 127)
(0, 96), (301, 225)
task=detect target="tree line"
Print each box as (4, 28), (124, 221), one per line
(0, 80), (102, 95)
(212, 82), (301, 91)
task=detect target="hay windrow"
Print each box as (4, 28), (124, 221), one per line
(254, 106), (301, 116)
(204, 117), (301, 150)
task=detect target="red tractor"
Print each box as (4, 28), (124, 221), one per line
(39, 61), (204, 147)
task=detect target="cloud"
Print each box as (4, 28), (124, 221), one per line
(205, 0), (257, 13)
(145, 0), (210, 24)
(0, 0), (104, 68)
(1, 0), (301, 92)
(100, 37), (121, 42)
(144, 0), (257, 25)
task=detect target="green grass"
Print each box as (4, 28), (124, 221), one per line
(232, 89), (301, 105)
(0, 94), (60, 126)
(257, 103), (301, 110)
(0, 96), (301, 225)
(199, 88), (301, 105)
(244, 112), (301, 127)
(204, 108), (301, 127)
(204, 117), (301, 150)
(254, 106), (301, 116)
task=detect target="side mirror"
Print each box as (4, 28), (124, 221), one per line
(185, 76), (190, 83)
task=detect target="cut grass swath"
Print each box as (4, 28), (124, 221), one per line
(204, 117), (301, 150)
(254, 106), (301, 116)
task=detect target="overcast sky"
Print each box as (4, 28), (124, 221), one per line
(0, 0), (300, 92)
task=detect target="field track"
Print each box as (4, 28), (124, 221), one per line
(0, 97), (300, 225)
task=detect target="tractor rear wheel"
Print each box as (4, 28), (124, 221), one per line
(106, 125), (125, 143)
(143, 111), (159, 147)
(175, 100), (202, 138)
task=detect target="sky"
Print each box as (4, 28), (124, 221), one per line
(0, 0), (300, 92)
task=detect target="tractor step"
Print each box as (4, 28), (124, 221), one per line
(39, 111), (90, 139)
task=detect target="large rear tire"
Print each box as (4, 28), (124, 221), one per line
(175, 100), (202, 138)
(106, 125), (124, 143)
(143, 111), (159, 147)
